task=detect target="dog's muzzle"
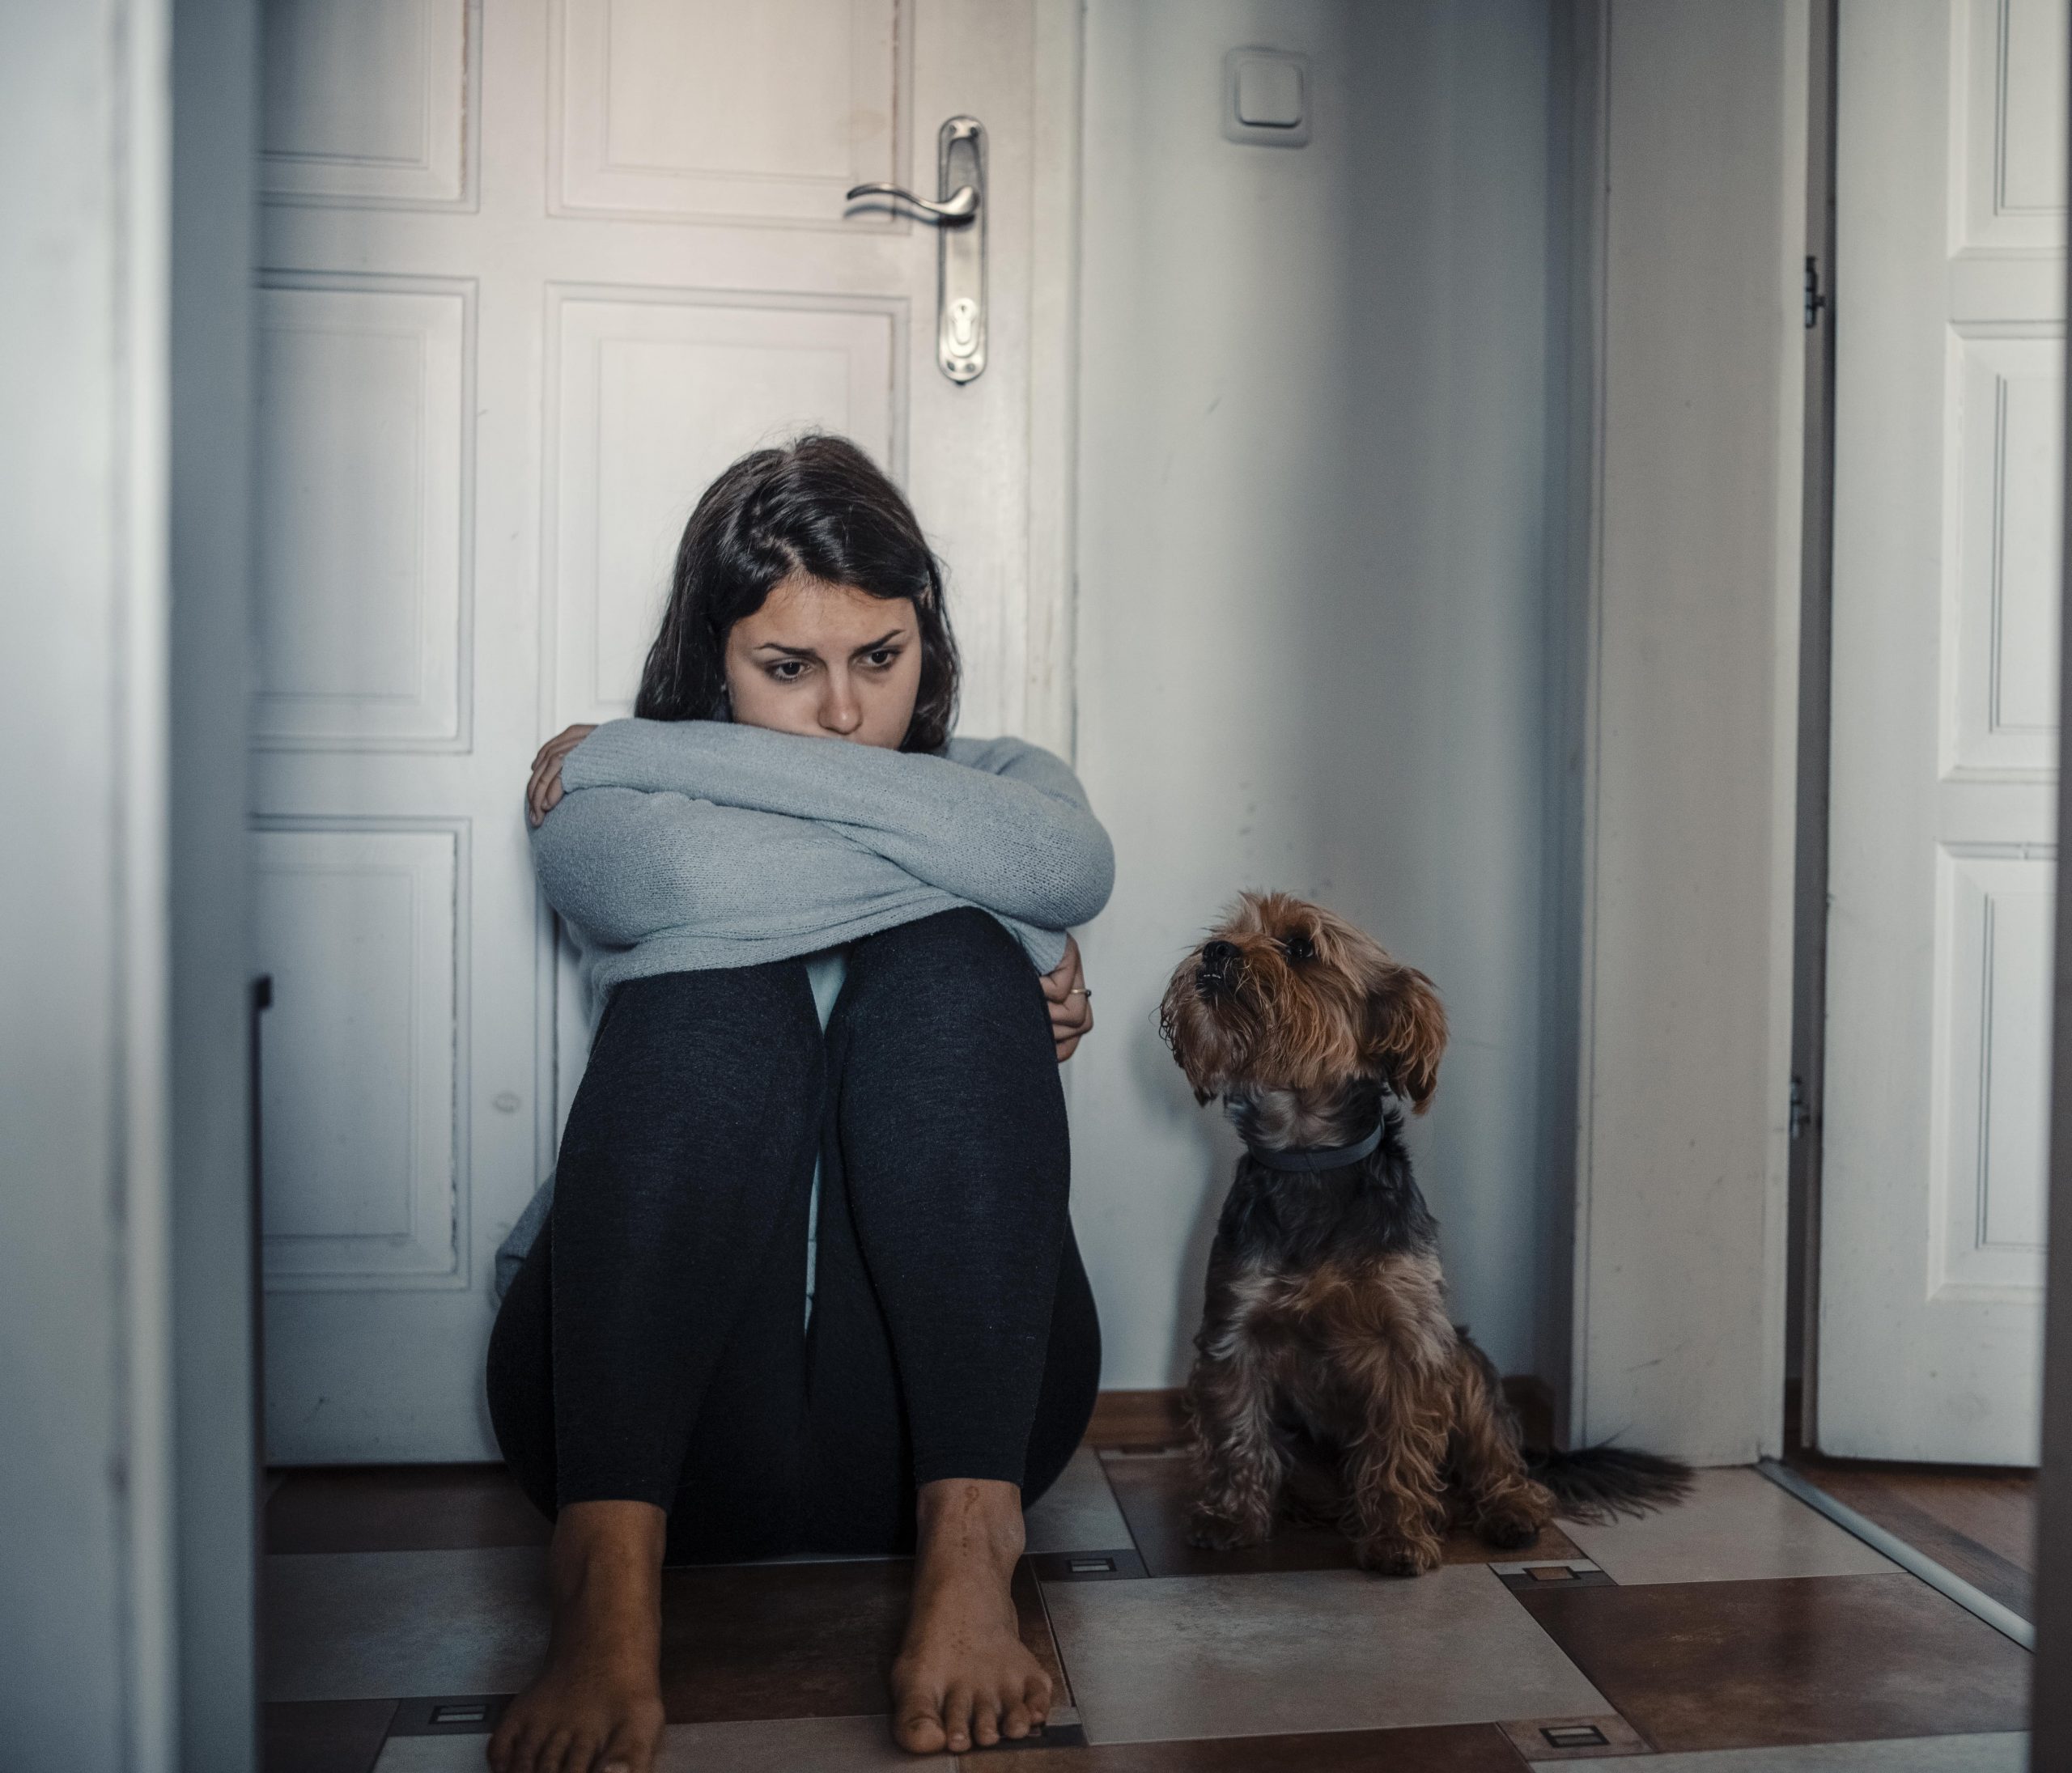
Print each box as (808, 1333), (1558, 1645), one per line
(1196, 939), (1240, 998)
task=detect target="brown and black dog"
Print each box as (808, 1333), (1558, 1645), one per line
(1160, 891), (1688, 1576)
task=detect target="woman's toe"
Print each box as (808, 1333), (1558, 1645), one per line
(971, 1694), (1002, 1747)
(1000, 1695), (1034, 1740)
(941, 1683), (976, 1752)
(894, 1699), (948, 1754)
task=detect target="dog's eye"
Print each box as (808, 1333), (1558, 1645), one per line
(1282, 933), (1316, 964)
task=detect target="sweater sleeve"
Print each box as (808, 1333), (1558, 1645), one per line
(560, 720), (1115, 931)
(529, 784), (949, 949)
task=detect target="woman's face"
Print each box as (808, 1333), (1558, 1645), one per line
(722, 572), (922, 749)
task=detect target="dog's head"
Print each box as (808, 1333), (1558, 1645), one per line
(1157, 892), (1446, 1114)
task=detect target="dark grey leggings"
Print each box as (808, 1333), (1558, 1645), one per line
(485, 908), (1102, 1562)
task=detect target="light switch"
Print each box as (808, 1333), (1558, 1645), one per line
(1236, 59), (1303, 128)
(1224, 49), (1310, 147)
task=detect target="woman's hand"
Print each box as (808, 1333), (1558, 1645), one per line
(528, 724), (597, 827)
(1040, 935), (1093, 1063)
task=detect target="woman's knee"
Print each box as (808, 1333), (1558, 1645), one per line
(567, 961), (825, 1155)
(839, 910), (1048, 1049)
(600, 961), (823, 1073)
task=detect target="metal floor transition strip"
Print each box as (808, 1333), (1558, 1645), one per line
(1757, 1457), (2035, 1650)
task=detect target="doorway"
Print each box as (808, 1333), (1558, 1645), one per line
(1786, 0), (2062, 1622)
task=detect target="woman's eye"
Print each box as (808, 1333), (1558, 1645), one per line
(864, 648), (900, 669)
(768, 660), (808, 682)
(1283, 934), (1316, 963)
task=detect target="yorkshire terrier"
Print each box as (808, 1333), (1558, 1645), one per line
(1160, 891), (1688, 1576)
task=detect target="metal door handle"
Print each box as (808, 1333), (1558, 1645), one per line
(843, 180), (977, 222)
(845, 116), (987, 384)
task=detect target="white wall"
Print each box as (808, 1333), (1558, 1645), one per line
(1, 1), (178, 1763)
(1070, 0), (1560, 1388)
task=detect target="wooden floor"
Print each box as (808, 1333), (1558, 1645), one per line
(1784, 1385), (2038, 1618)
(1785, 1449), (2038, 1618)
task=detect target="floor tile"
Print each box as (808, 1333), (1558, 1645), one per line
(656, 1559), (909, 1724)
(267, 1465), (550, 1555)
(657, 1714), (954, 1770)
(1025, 1447), (1135, 1555)
(1518, 1572), (2031, 1753)
(262, 1698), (397, 1773)
(1042, 1564), (1607, 1744)
(983, 1721), (1526, 1770)
(1532, 1734), (2029, 1773)
(654, 1555), (1072, 1725)
(372, 1715), (957, 1771)
(370, 1739), (487, 1772)
(1101, 1449), (1583, 1578)
(1556, 1468), (1894, 1586)
(264, 1546), (550, 1703)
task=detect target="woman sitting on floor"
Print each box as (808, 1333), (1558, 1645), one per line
(484, 434), (1114, 1773)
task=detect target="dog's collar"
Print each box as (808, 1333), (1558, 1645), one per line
(1242, 1120), (1386, 1173)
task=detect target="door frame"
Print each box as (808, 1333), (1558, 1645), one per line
(1785, 0), (1841, 1456)
(1565, 0), (1814, 1465)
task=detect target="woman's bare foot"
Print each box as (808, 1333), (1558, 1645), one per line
(488, 1500), (669, 1773)
(891, 1478), (1053, 1754)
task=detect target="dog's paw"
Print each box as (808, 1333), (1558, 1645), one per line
(1474, 1481), (1556, 1551)
(1352, 1534), (1442, 1578)
(1187, 1509), (1269, 1552)
(1475, 1514), (1543, 1551)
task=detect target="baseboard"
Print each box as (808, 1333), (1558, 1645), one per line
(1085, 1389), (1187, 1447)
(1089, 1376), (1557, 1453)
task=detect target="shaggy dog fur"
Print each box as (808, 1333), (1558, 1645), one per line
(1160, 892), (1689, 1576)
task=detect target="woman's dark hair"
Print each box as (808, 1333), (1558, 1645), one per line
(634, 434), (960, 753)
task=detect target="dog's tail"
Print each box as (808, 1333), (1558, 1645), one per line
(1524, 1444), (1693, 1522)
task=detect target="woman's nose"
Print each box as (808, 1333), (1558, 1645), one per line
(820, 675), (862, 735)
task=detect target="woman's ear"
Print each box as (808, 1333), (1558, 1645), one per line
(1368, 965), (1447, 1113)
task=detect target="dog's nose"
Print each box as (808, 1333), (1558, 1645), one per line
(1198, 940), (1240, 994)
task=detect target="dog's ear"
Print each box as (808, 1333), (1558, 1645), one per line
(1368, 965), (1447, 1113)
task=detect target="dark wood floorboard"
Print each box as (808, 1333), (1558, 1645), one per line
(1785, 1449), (2036, 1618)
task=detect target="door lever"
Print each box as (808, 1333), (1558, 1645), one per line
(845, 116), (987, 384)
(843, 180), (977, 222)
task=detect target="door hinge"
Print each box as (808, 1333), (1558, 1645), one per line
(1803, 256), (1827, 329)
(1789, 1072), (1810, 1140)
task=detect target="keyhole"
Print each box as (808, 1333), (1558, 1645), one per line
(948, 297), (979, 354)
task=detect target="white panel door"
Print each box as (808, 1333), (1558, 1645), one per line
(1819, 0), (2064, 1463)
(253, 0), (1078, 1461)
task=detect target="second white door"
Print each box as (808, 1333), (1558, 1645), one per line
(1819, 0), (2063, 1463)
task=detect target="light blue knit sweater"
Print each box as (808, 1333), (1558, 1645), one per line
(495, 718), (1115, 1299)
(533, 718), (1115, 992)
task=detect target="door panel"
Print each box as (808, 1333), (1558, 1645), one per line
(550, 0), (902, 225)
(253, 278), (473, 748)
(261, 0), (478, 210)
(1819, 0), (2062, 1463)
(546, 293), (902, 731)
(255, 0), (1073, 1460)
(253, 824), (465, 1283)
